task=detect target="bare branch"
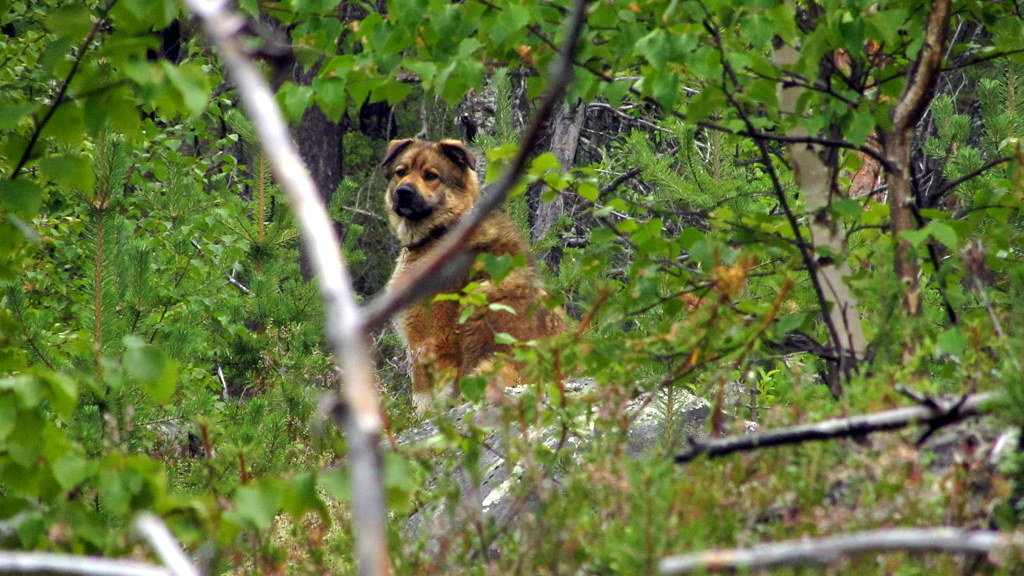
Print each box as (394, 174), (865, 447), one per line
(359, 0), (590, 332)
(587, 102), (673, 134)
(675, 391), (997, 463)
(133, 515), (200, 576)
(183, 2), (389, 575)
(659, 528), (1015, 574)
(0, 553), (169, 576)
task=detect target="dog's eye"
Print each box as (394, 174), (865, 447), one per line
(394, 167), (408, 177)
(423, 171), (439, 182)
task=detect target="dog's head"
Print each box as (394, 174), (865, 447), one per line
(382, 138), (479, 248)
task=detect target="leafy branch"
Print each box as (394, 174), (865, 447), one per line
(9, 0), (119, 180)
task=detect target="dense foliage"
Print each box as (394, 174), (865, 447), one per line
(2, 0), (1024, 573)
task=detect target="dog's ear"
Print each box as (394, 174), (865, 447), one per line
(382, 139), (415, 170)
(437, 140), (477, 172)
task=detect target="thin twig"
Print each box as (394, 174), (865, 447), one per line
(659, 527), (1015, 574)
(587, 102), (673, 134)
(675, 391), (997, 463)
(359, 0), (591, 332)
(183, 2), (389, 575)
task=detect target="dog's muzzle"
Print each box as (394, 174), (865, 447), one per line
(392, 184), (434, 221)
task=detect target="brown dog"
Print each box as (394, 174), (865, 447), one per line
(382, 138), (566, 410)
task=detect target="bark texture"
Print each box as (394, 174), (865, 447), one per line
(773, 43), (867, 390)
(883, 0), (952, 318)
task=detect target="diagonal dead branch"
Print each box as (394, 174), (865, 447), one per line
(132, 514), (200, 576)
(675, 391), (998, 463)
(183, 2), (389, 575)
(359, 0), (590, 333)
(658, 527), (1018, 574)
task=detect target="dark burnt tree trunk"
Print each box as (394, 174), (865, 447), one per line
(272, 60), (347, 280)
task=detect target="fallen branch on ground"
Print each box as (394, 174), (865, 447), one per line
(658, 527), (1021, 574)
(675, 391), (998, 463)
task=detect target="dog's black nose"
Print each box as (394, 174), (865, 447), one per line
(392, 184), (434, 221)
(395, 184), (417, 204)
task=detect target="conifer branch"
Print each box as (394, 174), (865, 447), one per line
(184, 2), (389, 575)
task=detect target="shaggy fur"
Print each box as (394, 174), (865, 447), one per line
(382, 138), (566, 410)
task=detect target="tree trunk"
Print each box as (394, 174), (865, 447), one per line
(774, 44), (868, 392)
(533, 100), (586, 269)
(284, 62), (347, 280)
(882, 0), (951, 319)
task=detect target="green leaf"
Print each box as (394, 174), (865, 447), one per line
(123, 337), (177, 403)
(163, 62), (211, 117)
(97, 469), (130, 514)
(38, 154), (94, 195)
(318, 468), (349, 501)
(577, 182), (599, 201)
(831, 198), (863, 220)
(375, 79), (412, 106)
(0, 180), (43, 218)
(111, 0), (177, 32)
(846, 109), (875, 146)
(0, 398), (15, 441)
(774, 313), (806, 334)
(492, 4), (530, 44)
(42, 373), (78, 418)
(900, 228), (929, 248)
(384, 452), (423, 513)
(929, 222), (958, 249)
(459, 375), (486, 402)
(276, 82), (314, 123)
(493, 332), (518, 345)
(0, 101), (35, 132)
(45, 4), (93, 38)
(292, 0), (342, 14)
(52, 454), (91, 491)
(282, 472), (325, 520)
(936, 329), (966, 357)
(40, 103), (86, 146)
(232, 481), (282, 530)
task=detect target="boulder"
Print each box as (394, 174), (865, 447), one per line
(395, 379), (718, 544)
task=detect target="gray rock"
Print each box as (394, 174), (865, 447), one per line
(395, 378), (717, 545)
